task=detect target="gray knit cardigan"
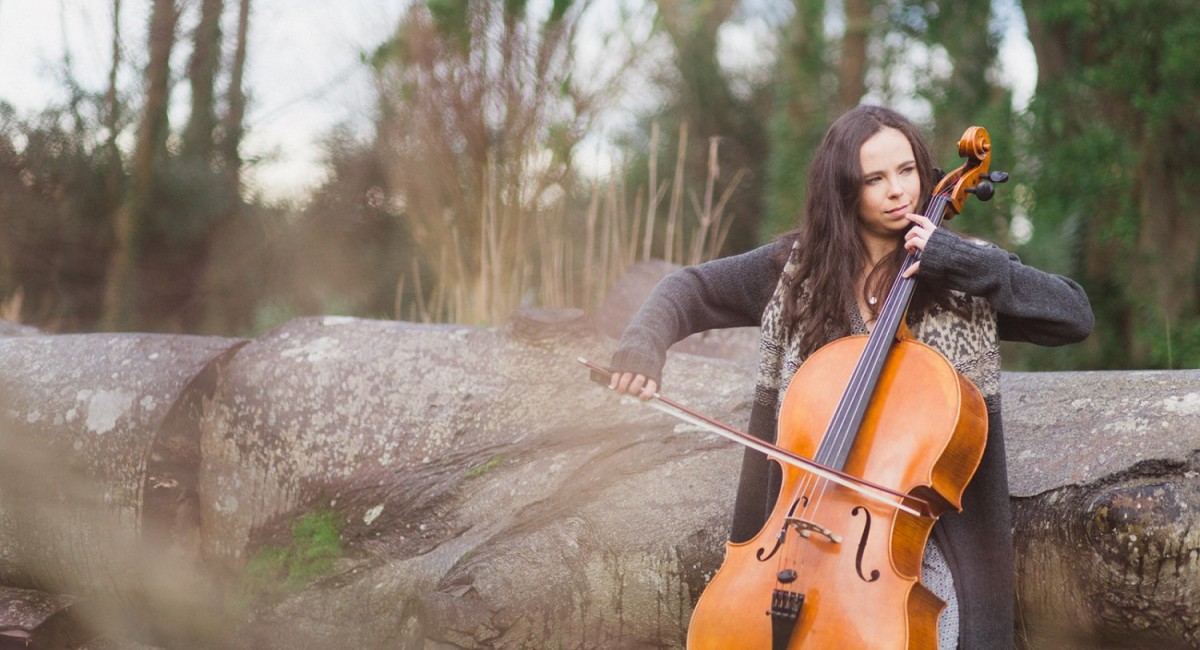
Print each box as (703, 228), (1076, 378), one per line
(610, 228), (1094, 649)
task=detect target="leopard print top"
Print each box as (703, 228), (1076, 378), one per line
(755, 240), (1001, 420)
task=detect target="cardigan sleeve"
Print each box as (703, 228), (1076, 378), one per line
(917, 228), (1094, 345)
(609, 241), (785, 384)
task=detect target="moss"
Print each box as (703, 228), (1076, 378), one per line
(240, 545), (291, 604)
(464, 454), (503, 479)
(237, 508), (344, 608)
(284, 509), (343, 589)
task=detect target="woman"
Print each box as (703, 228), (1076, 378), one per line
(607, 105), (1093, 648)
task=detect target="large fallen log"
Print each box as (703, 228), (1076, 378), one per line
(198, 312), (747, 648)
(0, 333), (244, 645)
(0, 314), (1195, 649)
(1003, 370), (1200, 650)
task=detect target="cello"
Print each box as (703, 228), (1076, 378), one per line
(684, 126), (1006, 649)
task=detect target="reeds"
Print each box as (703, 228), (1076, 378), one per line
(393, 125), (744, 325)
(0, 288), (23, 322)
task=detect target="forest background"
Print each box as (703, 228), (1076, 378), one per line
(1, 0), (1197, 371)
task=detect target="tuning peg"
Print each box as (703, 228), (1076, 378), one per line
(984, 171), (1009, 183)
(967, 181), (995, 201)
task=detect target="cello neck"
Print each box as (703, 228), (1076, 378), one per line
(870, 192), (951, 343)
(812, 192), (952, 471)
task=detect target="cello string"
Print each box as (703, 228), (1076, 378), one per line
(814, 193), (950, 470)
(614, 392), (923, 513)
(794, 193), (951, 535)
(775, 196), (939, 576)
(778, 462), (820, 584)
(783, 189), (958, 594)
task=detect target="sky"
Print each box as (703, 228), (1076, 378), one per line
(0, 1), (1037, 202)
(0, 0), (404, 201)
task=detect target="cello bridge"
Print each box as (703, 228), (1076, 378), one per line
(784, 517), (842, 544)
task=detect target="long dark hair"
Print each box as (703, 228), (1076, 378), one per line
(777, 105), (950, 357)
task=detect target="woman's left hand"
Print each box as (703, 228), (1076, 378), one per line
(901, 213), (937, 278)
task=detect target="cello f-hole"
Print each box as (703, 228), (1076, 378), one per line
(852, 506), (881, 583)
(756, 496), (806, 562)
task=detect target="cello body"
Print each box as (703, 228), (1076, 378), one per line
(681, 125), (1001, 649)
(687, 334), (987, 649)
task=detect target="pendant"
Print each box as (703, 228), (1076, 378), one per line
(868, 296), (878, 306)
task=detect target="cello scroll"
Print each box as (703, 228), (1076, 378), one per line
(932, 126), (1008, 217)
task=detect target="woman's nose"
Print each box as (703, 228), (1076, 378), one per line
(887, 176), (904, 197)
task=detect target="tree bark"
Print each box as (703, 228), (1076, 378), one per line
(838, 0), (870, 109)
(182, 0), (224, 163)
(102, 0), (123, 217)
(1132, 125), (1198, 333)
(101, 0), (182, 332)
(1, 315), (1196, 648)
(222, 0), (251, 193)
(762, 0), (830, 235)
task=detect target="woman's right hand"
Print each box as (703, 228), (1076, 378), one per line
(609, 371), (658, 402)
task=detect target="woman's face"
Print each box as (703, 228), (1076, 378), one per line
(856, 126), (921, 249)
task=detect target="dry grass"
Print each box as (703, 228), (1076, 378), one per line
(1, 287), (23, 322)
(394, 125), (744, 326)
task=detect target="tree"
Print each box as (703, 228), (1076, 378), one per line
(98, 0), (254, 333)
(0, 105), (113, 330)
(764, 0), (831, 239)
(141, 0), (234, 333)
(886, 1), (1016, 248)
(645, 0), (770, 253)
(182, 0), (223, 163)
(103, 0), (125, 222)
(1023, 0), (1200, 368)
(372, 0), (621, 324)
(196, 0), (254, 334)
(222, 0), (251, 195)
(102, 0), (184, 331)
